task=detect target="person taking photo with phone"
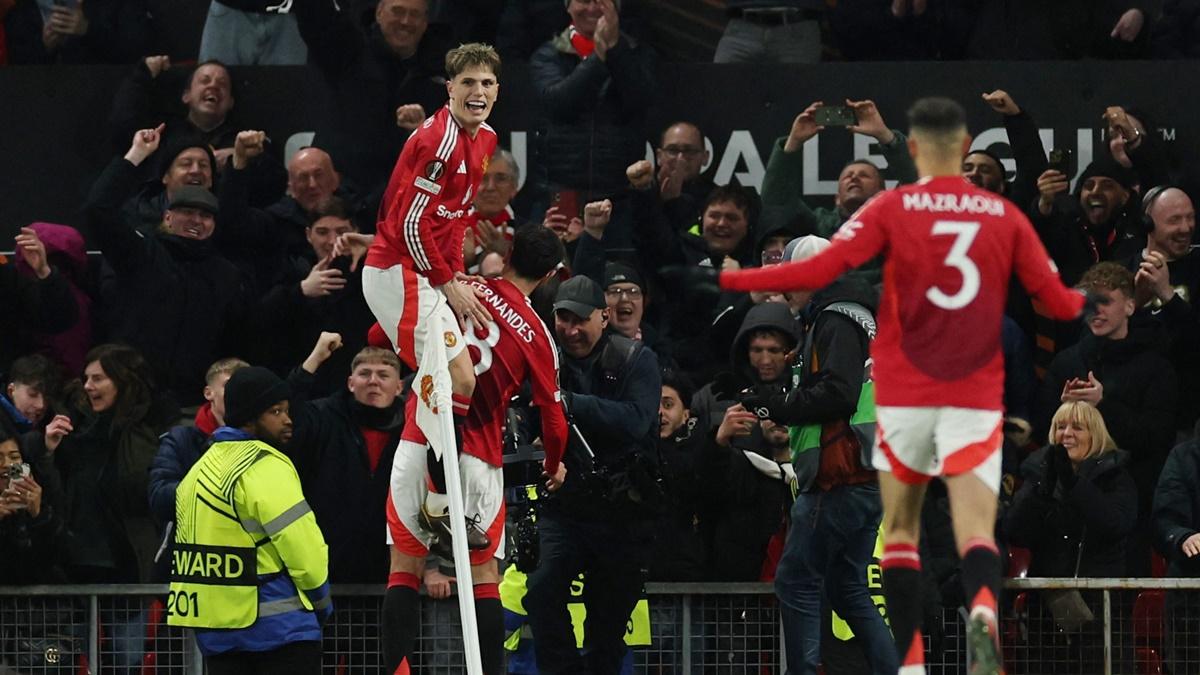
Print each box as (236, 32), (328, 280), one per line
(759, 99), (918, 286)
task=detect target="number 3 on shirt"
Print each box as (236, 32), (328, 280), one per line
(467, 317), (501, 376)
(926, 220), (980, 310)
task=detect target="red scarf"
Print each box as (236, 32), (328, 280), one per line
(194, 402), (219, 436)
(569, 25), (595, 58)
(464, 205), (514, 237)
(361, 428), (389, 473)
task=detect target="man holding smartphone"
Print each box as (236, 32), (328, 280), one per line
(759, 99), (918, 285)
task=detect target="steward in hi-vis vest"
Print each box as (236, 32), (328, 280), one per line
(169, 367), (331, 672)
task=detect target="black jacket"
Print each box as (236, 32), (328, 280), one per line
(253, 258), (375, 398)
(294, 0), (450, 203)
(215, 150), (372, 294)
(0, 261), (77, 374)
(771, 277), (876, 428)
(86, 157), (252, 405)
(286, 371), (403, 583)
(1152, 0), (1200, 58)
(0, 438), (68, 584)
(33, 408), (163, 583)
(1153, 436), (1200, 577)
(1030, 199), (1141, 288)
(4, 0), (149, 65)
(1000, 110), (1049, 216)
(690, 302), (800, 434)
(688, 304), (797, 580)
(1036, 325), (1178, 505)
(647, 416), (709, 582)
(148, 424), (210, 526)
(529, 28), (656, 197)
(697, 427), (789, 582)
(768, 277), (878, 492)
(553, 333), (661, 520)
(1005, 446), (1137, 578)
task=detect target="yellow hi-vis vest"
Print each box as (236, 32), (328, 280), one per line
(168, 438), (327, 629)
(832, 524), (887, 640)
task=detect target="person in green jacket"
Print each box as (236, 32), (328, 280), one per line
(169, 366), (332, 674)
(759, 99), (918, 285)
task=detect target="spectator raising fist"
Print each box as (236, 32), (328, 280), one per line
(232, 130), (267, 170)
(981, 90), (1021, 116)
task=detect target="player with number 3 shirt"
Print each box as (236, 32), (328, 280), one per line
(718, 98), (1084, 675)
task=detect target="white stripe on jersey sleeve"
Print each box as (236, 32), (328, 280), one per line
(404, 192), (431, 271)
(435, 118), (458, 161)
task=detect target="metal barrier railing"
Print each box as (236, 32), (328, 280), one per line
(2, 580), (1196, 674)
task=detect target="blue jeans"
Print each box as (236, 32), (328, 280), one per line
(199, 1), (307, 65)
(774, 483), (897, 675)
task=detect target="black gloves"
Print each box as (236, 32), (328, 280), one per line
(1052, 443), (1077, 490)
(1038, 445), (1062, 496)
(1039, 444), (1077, 496)
(737, 384), (787, 423)
(660, 264), (720, 295)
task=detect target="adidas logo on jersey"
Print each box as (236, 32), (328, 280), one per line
(457, 160), (467, 174)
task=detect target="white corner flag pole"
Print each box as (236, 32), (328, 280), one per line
(415, 310), (482, 675)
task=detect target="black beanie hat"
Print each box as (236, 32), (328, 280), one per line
(1076, 156), (1139, 194)
(158, 135), (218, 183)
(223, 367), (290, 429)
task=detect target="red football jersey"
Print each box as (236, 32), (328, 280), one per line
(402, 277), (567, 470)
(721, 176), (1084, 410)
(366, 105), (499, 286)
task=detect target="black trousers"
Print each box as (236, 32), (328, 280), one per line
(524, 508), (650, 675)
(205, 640), (322, 675)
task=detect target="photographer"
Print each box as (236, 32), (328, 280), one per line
(525, 275), (661, 675)
(731, 235), (895, 673)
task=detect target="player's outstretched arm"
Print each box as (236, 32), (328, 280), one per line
(1012, 216), (1086, 321)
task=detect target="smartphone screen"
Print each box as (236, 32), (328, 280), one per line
(553, 190), (580, 218)
(1048, 148), (1072, 174)
(815, 106), (857, 127)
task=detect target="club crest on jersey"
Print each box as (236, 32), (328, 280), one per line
(443, 331), (458, 348)
(481, 154), (490, 174)
(419, 375), (438, 414)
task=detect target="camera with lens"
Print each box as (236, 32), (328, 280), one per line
(502, 397), (547, 572)
(561, 415), (667, 519)
(507, 489), (541, 573)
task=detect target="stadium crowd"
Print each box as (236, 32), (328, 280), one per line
(2, 0), (1200, 673)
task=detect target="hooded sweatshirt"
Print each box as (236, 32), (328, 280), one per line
(690, 302), (801, 434)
